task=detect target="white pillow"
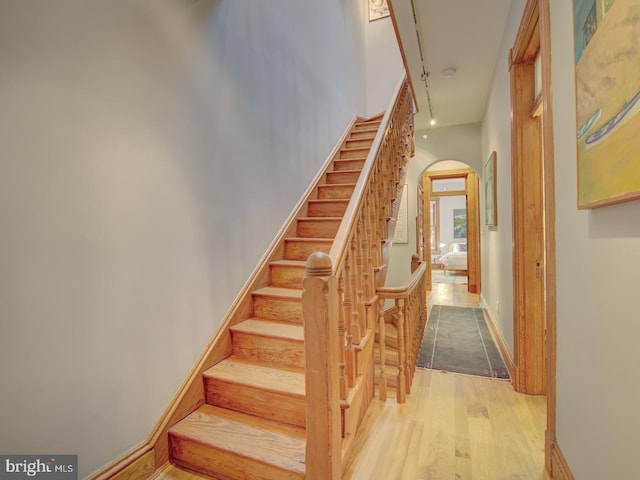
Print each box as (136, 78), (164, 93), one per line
(452, 243), (467, 253)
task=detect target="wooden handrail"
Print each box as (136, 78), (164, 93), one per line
(328, 75), (414, 274)
(301, 74), (414, 478)
(377, 261), (428, 403)
(377, 261), (426, 298)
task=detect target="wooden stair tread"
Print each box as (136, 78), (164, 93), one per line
(170, 405), (306, 475)
(297, 216), (343, 221)
(327, 168), (363, 174)
(148, 464), (211, 480)
(270, 259), (306, 268)
(333, 158), (366, 164)
(204, 358), (305, 396)
(284, 236), (334, 242)
(341, 147), (369, 152)
(318, 183), (357, 187)
(307, 198), (350, 204)
(231, 318), (304, 341)
(252, 286), (302, 299)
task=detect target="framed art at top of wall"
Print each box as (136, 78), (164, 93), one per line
(369, 0), (390, 21)
(573, 0), (640, 208)
(484, 151), (497, 226)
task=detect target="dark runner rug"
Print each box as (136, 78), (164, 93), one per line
(417, 305), (509, 379)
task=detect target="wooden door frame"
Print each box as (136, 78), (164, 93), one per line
(420, 168), (480, 294)
(510, 0), (558, 474)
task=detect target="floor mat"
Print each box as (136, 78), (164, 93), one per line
(417, 305), (509, 379)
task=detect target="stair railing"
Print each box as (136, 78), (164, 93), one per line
(376, 260), (428, 403)
(301, 75), (414, 479)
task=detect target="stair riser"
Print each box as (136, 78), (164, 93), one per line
(297, 219), (340, 238)
(270, 265), (305, 289)
(205, 378), (306, 428)
(354, 122), (380, 132)
(346, 138), (373, 149)
(375, 332), (398, 349)
(284, 239), (332, 261)
(350, 130), (377, 140)
(231, 331), (305, 370)
(333, 158), (365, 171)
(317, 184), (355, 199)
(326, 171), (360, 184)
(307, 200), (348, 217)
(253, 297), (303, 323)
(170, 437), (304, 480)
(374, 348), (400, 367)
(384, 370), (399, 388)
(340, 148), (370, 159)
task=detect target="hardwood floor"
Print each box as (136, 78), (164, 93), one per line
(153, 284), (548, 480)
(343, 283), (549, 479)
(429, 282), (479, 309)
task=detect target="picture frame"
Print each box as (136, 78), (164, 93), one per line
(484, 151), (497, 226)
(369, 0), (390, 21)
(572, 0), (640, 208)
(453, 208), (467, 239)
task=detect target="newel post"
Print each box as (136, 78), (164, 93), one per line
(302, 252), (341, 480)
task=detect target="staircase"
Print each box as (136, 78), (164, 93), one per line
(167, 117), (382, 480)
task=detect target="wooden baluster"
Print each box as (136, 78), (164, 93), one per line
(337, 274), (347, 401)
(349, 240), (362, 346)
(368, 186), (380, 269)
(361, 208), (371, 305)
(365, 200), (379, 332)
(377, 297), (387, 401)
(360, 222), (372, 336)
(302, 252), (341, 480)
(354, 222), (366, 338)
(396, 297), (407, 403)
(343, 253), (356, 387)
(406, 292), (414, 394)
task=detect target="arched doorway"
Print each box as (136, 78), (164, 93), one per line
(418, 161), (481, 295)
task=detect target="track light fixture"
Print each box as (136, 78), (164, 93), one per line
(411, 0), (436, 133)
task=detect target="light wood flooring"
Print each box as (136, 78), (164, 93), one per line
(343, 283), (548, 479)
(153, 284), (548, 480)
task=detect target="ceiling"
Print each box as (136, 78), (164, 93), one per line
(389, 0), (512, 132)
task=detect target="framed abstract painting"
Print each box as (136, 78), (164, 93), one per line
(573, 0), (640, 208)
(453, 209), (467, 239)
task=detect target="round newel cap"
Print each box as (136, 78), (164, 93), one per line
(305, 251), (333, 277)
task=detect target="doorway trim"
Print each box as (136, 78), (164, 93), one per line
(421, 167), (480, 295)
(510, 0), (561, 476)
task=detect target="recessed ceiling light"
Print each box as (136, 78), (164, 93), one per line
(430, 119), (436, 126)
(441, 67), (457, 78)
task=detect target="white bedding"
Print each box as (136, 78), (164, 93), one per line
(440, 251), (468, 271)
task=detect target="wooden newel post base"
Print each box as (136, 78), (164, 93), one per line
(302, 252), (341, 480)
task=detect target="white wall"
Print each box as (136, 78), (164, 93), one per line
(0, 1), (368, 477)
(364, 6), (404, 117)
(548, 2), (640, 479)
(385, 125), (481, 287)
(479, 0), (526, 352)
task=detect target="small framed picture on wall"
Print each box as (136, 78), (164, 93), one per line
(484, 151), (497, 226)
(369, 0), (390, 21)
